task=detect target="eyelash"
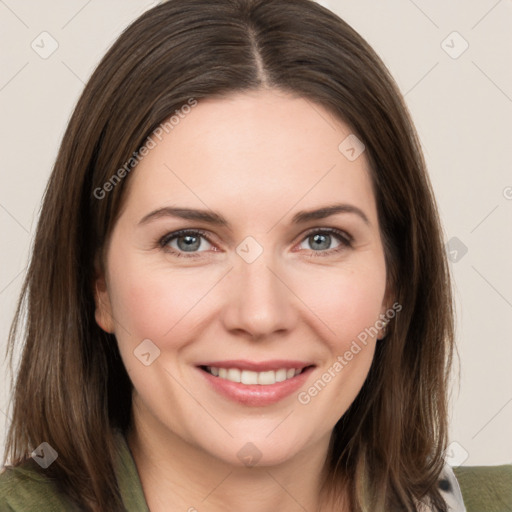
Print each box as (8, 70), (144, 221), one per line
(158, 228), (353, 259)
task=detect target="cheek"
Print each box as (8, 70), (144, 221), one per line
(292, 262), (386, 348)
(107, 255), (214, 343)
(293, 267), (384, 426)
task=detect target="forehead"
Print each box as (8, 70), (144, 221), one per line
(122, 89), (378, 228)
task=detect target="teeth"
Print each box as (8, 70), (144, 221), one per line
(275, 368), (287, 382)
(227, 368), (241, 383)
(205, 366), (304, 385)
(241, 370), (258, 385)
(258, 370), (275, 385)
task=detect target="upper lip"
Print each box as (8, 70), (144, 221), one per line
(196, 359), (315, 372)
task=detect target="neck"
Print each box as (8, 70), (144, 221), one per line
(126, 403), (346, 511)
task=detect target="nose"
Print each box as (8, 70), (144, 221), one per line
(219, 249), (298, 340)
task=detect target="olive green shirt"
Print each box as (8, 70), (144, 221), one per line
(1, 431), (511, 511)
(0, 431), (149, 511)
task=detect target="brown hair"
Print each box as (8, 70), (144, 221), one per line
(4, 0), (454, 510)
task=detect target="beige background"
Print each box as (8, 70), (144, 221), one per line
(1, 0), (511, 466)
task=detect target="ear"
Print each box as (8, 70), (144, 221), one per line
(93, 257), (115, 334)
(378, 281), (396, 340)
(379, 284), (393, 317)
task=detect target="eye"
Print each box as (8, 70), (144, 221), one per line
(159, 229), (214, 257)
(297, 228), (353, 257)
(159, 227), (353, 259)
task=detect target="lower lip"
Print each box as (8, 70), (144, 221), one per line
(197, 366), (315, 407)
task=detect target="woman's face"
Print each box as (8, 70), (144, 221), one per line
(95, 89), (390, 467)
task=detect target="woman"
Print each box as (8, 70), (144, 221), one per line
(1, 0), (466, 510)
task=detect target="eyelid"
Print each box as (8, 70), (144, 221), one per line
(300, 226), (353, 245)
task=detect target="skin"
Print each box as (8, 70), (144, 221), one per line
(95, 88), (391, 512)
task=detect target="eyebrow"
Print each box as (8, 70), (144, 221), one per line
(138, 203), (370, 227)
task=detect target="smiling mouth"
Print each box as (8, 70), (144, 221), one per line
(199, 365), (313, 386)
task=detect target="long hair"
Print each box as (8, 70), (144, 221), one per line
(4, 1), (454, 510)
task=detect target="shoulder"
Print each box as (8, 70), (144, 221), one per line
(0, 430), (148, 512)
(453, 464), (512, 512)
(437, 462), (467, 511)
(0, 460), (78, 511)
